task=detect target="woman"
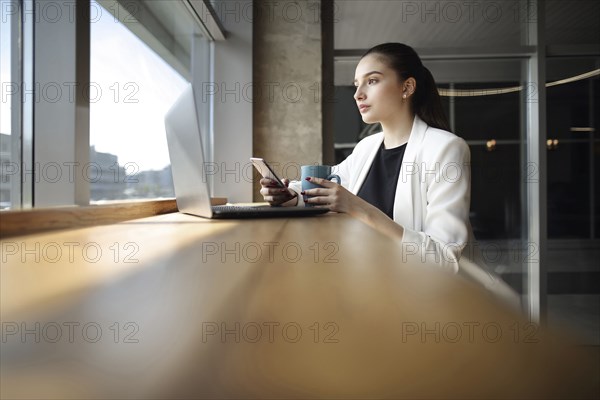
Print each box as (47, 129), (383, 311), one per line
(261, 43), (519, 308)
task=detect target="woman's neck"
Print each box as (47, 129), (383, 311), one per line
(381, 111), (415, 149)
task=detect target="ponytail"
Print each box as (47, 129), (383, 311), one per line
(414, 66), (450, 132)
(362, 43), (451, 132)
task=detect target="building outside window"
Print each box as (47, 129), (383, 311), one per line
(89, 0), (191, 202)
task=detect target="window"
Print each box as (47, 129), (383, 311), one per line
(1, 0), (13, 209)
(0, 0), (221, 208)
(89, 0), (192, 201)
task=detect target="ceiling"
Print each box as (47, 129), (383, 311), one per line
(333, 0), (600, 50)
(333, 0), (600, 85)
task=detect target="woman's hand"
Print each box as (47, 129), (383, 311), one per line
(260, 178), (297, 206)
(301, 177), (356, 214)
(303, 176), (405, 240)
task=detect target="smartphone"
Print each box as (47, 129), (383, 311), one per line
(250, 157), (285, 188)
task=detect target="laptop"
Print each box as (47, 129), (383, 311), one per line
(164, 85), (328, 219)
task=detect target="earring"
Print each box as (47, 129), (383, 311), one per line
(403, 94), (407, 99)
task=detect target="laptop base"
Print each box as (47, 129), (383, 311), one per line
(211, 205), (328, 219)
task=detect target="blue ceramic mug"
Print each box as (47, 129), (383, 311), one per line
(301, 165), (341, 206)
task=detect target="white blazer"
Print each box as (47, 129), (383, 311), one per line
(289, 115), (521, 309)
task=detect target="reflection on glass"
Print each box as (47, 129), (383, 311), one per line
(89, 0), (188, 202)
(1, 1), (12, 209)
(453, 82), (521, 141)
(452, 81), (523, 243)
(545, 56), (599, 345)
(547, 142), (590, 238)
(596, 79), (600, 239)
(546, 60), (598, 239)
(470, 142), (522, 240)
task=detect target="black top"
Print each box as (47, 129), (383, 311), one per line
(357, 142), (407, 219)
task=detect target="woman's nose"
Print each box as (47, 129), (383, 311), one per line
(354, 86), (364, 101)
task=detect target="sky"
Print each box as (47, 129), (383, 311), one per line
(89, 0), (188, 171)
(1, 0), (11, 136)
(0, 0), (188, 171)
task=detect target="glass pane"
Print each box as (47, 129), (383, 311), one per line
(546, 57), (599, 345)
(1, 0), (14, 210)
(547, 142), (591, 238)
(453, 83), (521, 141)
(89, 0), (190, 201)
(469, 143), (522, 240)
(448, 60), (525, 241)
(596, 79), (600, 238)
(546, 57), (598, 239)
(446, 61), (527, 298)
(333, 86), (363, 163)
(547, 58), (598, 139)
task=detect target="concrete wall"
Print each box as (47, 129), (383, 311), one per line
(253, 0), (324, 199)
(212, 0), (254, 203)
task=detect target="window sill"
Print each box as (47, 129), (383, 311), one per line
(0, 199), (178, 238)
(0, 197), (229, 238)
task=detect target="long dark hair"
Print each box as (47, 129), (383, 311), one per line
(362, 43), (450, 132)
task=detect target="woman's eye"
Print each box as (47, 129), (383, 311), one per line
(368, 78), (377, 84)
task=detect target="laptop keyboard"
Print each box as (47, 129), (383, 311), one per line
(210, 205), (328, 218)
(212, 205), (269, 212)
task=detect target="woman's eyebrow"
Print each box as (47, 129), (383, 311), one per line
(353, 70), (383, 84)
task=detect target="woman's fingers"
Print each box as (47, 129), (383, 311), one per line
(305, 195), (328, 205)
(258, 177), (295, 205)
(306, 176), (335, 188)
(260, 178), (284, 187)
(260, 187), (291, 197)
(260, 185), (296, 205)
(302, 186), (335, 198)
(301, 178), (349, 212)
(303, 188), (331, 206)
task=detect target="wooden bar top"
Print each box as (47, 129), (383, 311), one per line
(1, 212), (598, 399)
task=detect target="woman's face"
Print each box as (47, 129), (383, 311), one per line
(353, 54), (406, 125)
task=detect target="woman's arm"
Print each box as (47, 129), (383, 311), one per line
(302, 176), (404, 239)
(401, 137), (471, 272)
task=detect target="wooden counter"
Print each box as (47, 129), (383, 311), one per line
(1, 212), (598, 398)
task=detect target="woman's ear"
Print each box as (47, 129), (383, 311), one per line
(403, 77), (416, 98)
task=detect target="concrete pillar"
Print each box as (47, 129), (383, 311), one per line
(252, 0), (326, 200)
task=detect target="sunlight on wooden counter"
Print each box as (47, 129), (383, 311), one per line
(1, 212), (598, 399)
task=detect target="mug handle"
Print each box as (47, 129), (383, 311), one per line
(327, 174), (341, 185)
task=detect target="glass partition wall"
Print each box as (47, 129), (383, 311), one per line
(440, 60), (529, 289)
(333, 0), (599, 339)
(545, 56), (599, 345)
(335, 58), (532, 306)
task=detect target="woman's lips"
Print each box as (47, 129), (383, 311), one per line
(359, 104), (370, 113)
